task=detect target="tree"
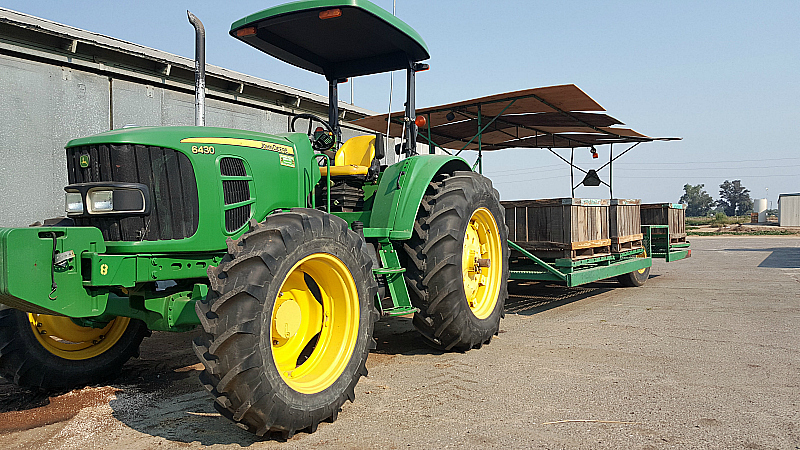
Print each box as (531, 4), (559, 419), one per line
(680, 184), (715, 216)
(717, 180), (753, 216)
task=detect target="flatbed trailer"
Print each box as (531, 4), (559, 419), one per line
(507, 225), (690, 287)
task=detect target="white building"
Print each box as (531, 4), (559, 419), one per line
(778, 193), (800, 227)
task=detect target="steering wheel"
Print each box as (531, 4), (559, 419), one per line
(290, 113), (336, 152)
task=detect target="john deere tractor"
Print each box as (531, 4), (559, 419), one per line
(0, 0), (507, 437)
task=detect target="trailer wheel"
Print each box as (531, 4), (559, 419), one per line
(402, 171), (508, 351)
(194, 209), (377, 438)
(617, 266), (650, 287)
(0, 306), (149, 389)
(617, 247), (651, 287)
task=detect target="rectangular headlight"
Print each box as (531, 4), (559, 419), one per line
(65, 191), (83, 214)
(88, 190), (114, 212)
(64, 182), (150, 216)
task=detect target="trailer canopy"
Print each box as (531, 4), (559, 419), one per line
(352, 84), (678, 151)
(230, 0), (429, 80)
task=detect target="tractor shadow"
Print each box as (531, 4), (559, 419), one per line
(371, 316), (444, 357)
(504, 277), (658, 316)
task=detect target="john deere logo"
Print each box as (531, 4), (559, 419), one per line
(79, 154), (90, 168)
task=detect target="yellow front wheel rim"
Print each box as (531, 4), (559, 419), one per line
(271, 253), (360, 394)
(637, 247), (648, 274)
(28, 314), (130, 360)
(462, 207), (503, 320)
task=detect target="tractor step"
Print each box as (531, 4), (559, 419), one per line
(373, 267), (405, 274)
(380, 306), (419, 317)
(375, 242), (415, 317)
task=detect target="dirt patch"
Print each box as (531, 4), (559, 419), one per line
(0, 386), (119, 433)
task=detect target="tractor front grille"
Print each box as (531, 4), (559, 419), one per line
(66, 144), (199, 241)
(219, 157), (252, 233)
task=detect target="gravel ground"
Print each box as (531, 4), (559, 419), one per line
(0, 236), (798, 449)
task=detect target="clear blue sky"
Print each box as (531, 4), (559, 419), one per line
(4, 0), (799, 207)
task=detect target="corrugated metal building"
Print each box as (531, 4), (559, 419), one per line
(0, 8), (388, 227)
(778, 193), (800, 227)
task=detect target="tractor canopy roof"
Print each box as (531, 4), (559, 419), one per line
(231, 0), (429, 80)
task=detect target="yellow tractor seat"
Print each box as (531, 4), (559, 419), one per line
(319, 135), (376, 177)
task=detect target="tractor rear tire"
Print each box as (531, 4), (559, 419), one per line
(617, 266), (650, 287)
(194, 209), (378, 438)
(0, 306), (149, 390)
(402, 171), (508, 351)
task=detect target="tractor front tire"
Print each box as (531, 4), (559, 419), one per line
(403, 171), (508, 351)
(194, 209), (378, 438)
(0, 306), (149, 390)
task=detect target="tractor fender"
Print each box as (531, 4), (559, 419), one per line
(369, 155), (471, 240)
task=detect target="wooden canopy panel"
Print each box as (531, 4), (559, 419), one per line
(350, 84), (679, 150)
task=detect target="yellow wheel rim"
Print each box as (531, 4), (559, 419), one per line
(462, 207), (503, 320)
(637, 246), (648, 274)
(28, 314), (130, 360)
(271, 253), (360, 394)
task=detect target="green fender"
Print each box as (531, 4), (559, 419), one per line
(369, 155), (471, 240)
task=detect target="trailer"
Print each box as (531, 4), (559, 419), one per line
(354, 86), (691, 289)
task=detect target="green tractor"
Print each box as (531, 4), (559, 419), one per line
(0, 0), (507, 437)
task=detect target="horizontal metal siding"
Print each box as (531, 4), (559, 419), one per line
(779, 195), (800, 227)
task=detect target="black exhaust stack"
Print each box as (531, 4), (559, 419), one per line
(187, 11), (205, 126)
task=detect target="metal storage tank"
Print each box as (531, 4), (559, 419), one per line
(778, 193), (800, 227)
(755, 198), (768, 223)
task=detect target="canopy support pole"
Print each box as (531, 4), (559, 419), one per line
(403, 63), (416, 155)
(609, 143), (613, 198)
(328, 78), (341, 146)
(570, 149), (575, 197)
(477, 104), (483, 173)
(427, 113), (433, 154)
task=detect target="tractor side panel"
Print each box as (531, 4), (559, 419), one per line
(370, 155), (470, 239)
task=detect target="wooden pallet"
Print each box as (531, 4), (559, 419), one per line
(611, 233), (643, 253)
(512, 238), (611, 260)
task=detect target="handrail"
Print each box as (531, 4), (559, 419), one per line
(312, 154), (331, 212)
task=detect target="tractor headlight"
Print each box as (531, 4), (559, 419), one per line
(88, 190), (114, 212)
(64, 183), (151, 216)
(65, 191), (84, 214)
